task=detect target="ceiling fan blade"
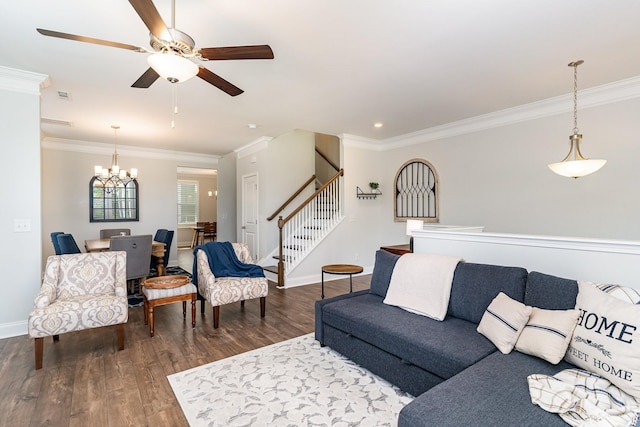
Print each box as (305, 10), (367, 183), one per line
(36, 28), (146, 52)
(128, 0), (171, 41)
(131, 67), (160, 88)
(199, 45), (274, 61)
(197, 68), (244, 96)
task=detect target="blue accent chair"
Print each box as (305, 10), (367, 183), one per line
(57, 234), (82, 254)
(50, 231), (65, 255)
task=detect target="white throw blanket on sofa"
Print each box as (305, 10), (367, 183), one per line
(383, 253), (461, 321)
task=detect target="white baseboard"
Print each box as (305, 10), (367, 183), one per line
(0, 320), (28, 339)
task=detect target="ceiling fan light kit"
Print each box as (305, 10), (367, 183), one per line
(36, 0), (274, 95)
(548, 60), (606, 179)
(147, 51), (198, 83)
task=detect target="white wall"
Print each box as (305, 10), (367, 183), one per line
(236, 131), (315, 261)
(0, 67), (47, 338)
(217, 152), (237, 243)
(41, 142), (219, 268)
(371, 97), (640, 247)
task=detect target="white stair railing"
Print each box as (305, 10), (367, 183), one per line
(276, 169), (343, 286)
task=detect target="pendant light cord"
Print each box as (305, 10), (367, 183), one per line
(572, 62), (579, 134)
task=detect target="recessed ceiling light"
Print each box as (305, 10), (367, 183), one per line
(374, 122), (383, 128)
(247, 123), (257, 129)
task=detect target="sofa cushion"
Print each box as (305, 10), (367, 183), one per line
(524, 271), (578, 309)
(447, 262), (528, 324)
(398, 351), (574, 427)
(477, 292), (531, 354)
(322, 293), (496, 379)
(369, 249), (401, 298)
(565, 281), (640, 398)
(515, 307), (579, 364)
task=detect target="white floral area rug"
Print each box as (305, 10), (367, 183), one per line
(167, 333), (414, 426)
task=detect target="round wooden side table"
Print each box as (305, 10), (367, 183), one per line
(321, 264), (364, 299)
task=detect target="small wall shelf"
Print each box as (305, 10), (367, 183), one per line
(357, 186), (382, 199)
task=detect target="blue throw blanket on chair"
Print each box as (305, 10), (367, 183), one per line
(192, 241), (264, 286)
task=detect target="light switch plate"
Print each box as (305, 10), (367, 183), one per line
(14, 219), (31, 232)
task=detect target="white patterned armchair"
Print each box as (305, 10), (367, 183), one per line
(196, 243), (268, 328)
(28, 252), (128, 369)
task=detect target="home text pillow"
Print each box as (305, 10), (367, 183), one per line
(515, 307), (579, 364)
(565, 281), (640, 398)
(477, 292), (532, 354)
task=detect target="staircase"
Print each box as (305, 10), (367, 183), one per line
(264, 169), (344, 287)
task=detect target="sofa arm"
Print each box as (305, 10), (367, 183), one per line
(314, 289), (369, 345)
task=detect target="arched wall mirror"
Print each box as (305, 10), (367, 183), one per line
(394, 158), (439, 223)
(89, 177), (139, 222)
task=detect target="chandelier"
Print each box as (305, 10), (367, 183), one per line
(548, 60), (606, 178)
(93, 125), (137, 192)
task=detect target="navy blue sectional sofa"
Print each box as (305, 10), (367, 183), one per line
(315, 249), (581, 426)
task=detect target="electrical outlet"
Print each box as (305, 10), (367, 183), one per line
(14, 219), (31, 232)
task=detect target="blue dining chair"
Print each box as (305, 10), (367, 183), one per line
(151, 229), (174, 270)
(57, 233), (82, 254)
(50, 231), (64, 255)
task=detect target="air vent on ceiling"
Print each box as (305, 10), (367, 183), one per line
(57, 90), (71, 100)
(41, 118), (74, 127)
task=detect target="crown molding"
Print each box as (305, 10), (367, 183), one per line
(42, 137), (219, 165)
(340, 133), (381, 150)
(234, 136), (273, 159)
(0, 66), (50, 95)
(348, 75), (640, 152)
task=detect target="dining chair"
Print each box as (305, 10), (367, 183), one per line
(151, 229), (174, 270)
(57, 233), (82, 254)
(100, 228), (131, 239)
(50, 231), (64, 255)
(110, 234), (153, 293)
(203, 222), (217, 242)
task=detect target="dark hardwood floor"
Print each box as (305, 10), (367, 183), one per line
(0, 275), (371, 427)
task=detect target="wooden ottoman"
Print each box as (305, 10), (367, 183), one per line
(141, 275), (197, 337)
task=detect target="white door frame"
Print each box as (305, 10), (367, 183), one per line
(241, 173), (259, 259)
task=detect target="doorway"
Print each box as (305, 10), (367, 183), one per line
(241, 173), (258, 259)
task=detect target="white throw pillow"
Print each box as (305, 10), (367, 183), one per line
(477, 292), (532, 354)
(584, 281), (640, 304)
(565, 281), (640, 398)
(515, 307), (579, 364)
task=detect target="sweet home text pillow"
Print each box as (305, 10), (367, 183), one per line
(565, 281), (640, 398)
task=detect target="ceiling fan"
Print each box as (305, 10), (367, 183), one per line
(36, 0), (273, 96)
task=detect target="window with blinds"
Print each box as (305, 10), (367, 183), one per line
(177, 180), (198, 224)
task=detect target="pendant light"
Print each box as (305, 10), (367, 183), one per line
(93, 125), (137, 193)
(548, 60), (606, 178)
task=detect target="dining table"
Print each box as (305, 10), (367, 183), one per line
(85, 238), (167, 276)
